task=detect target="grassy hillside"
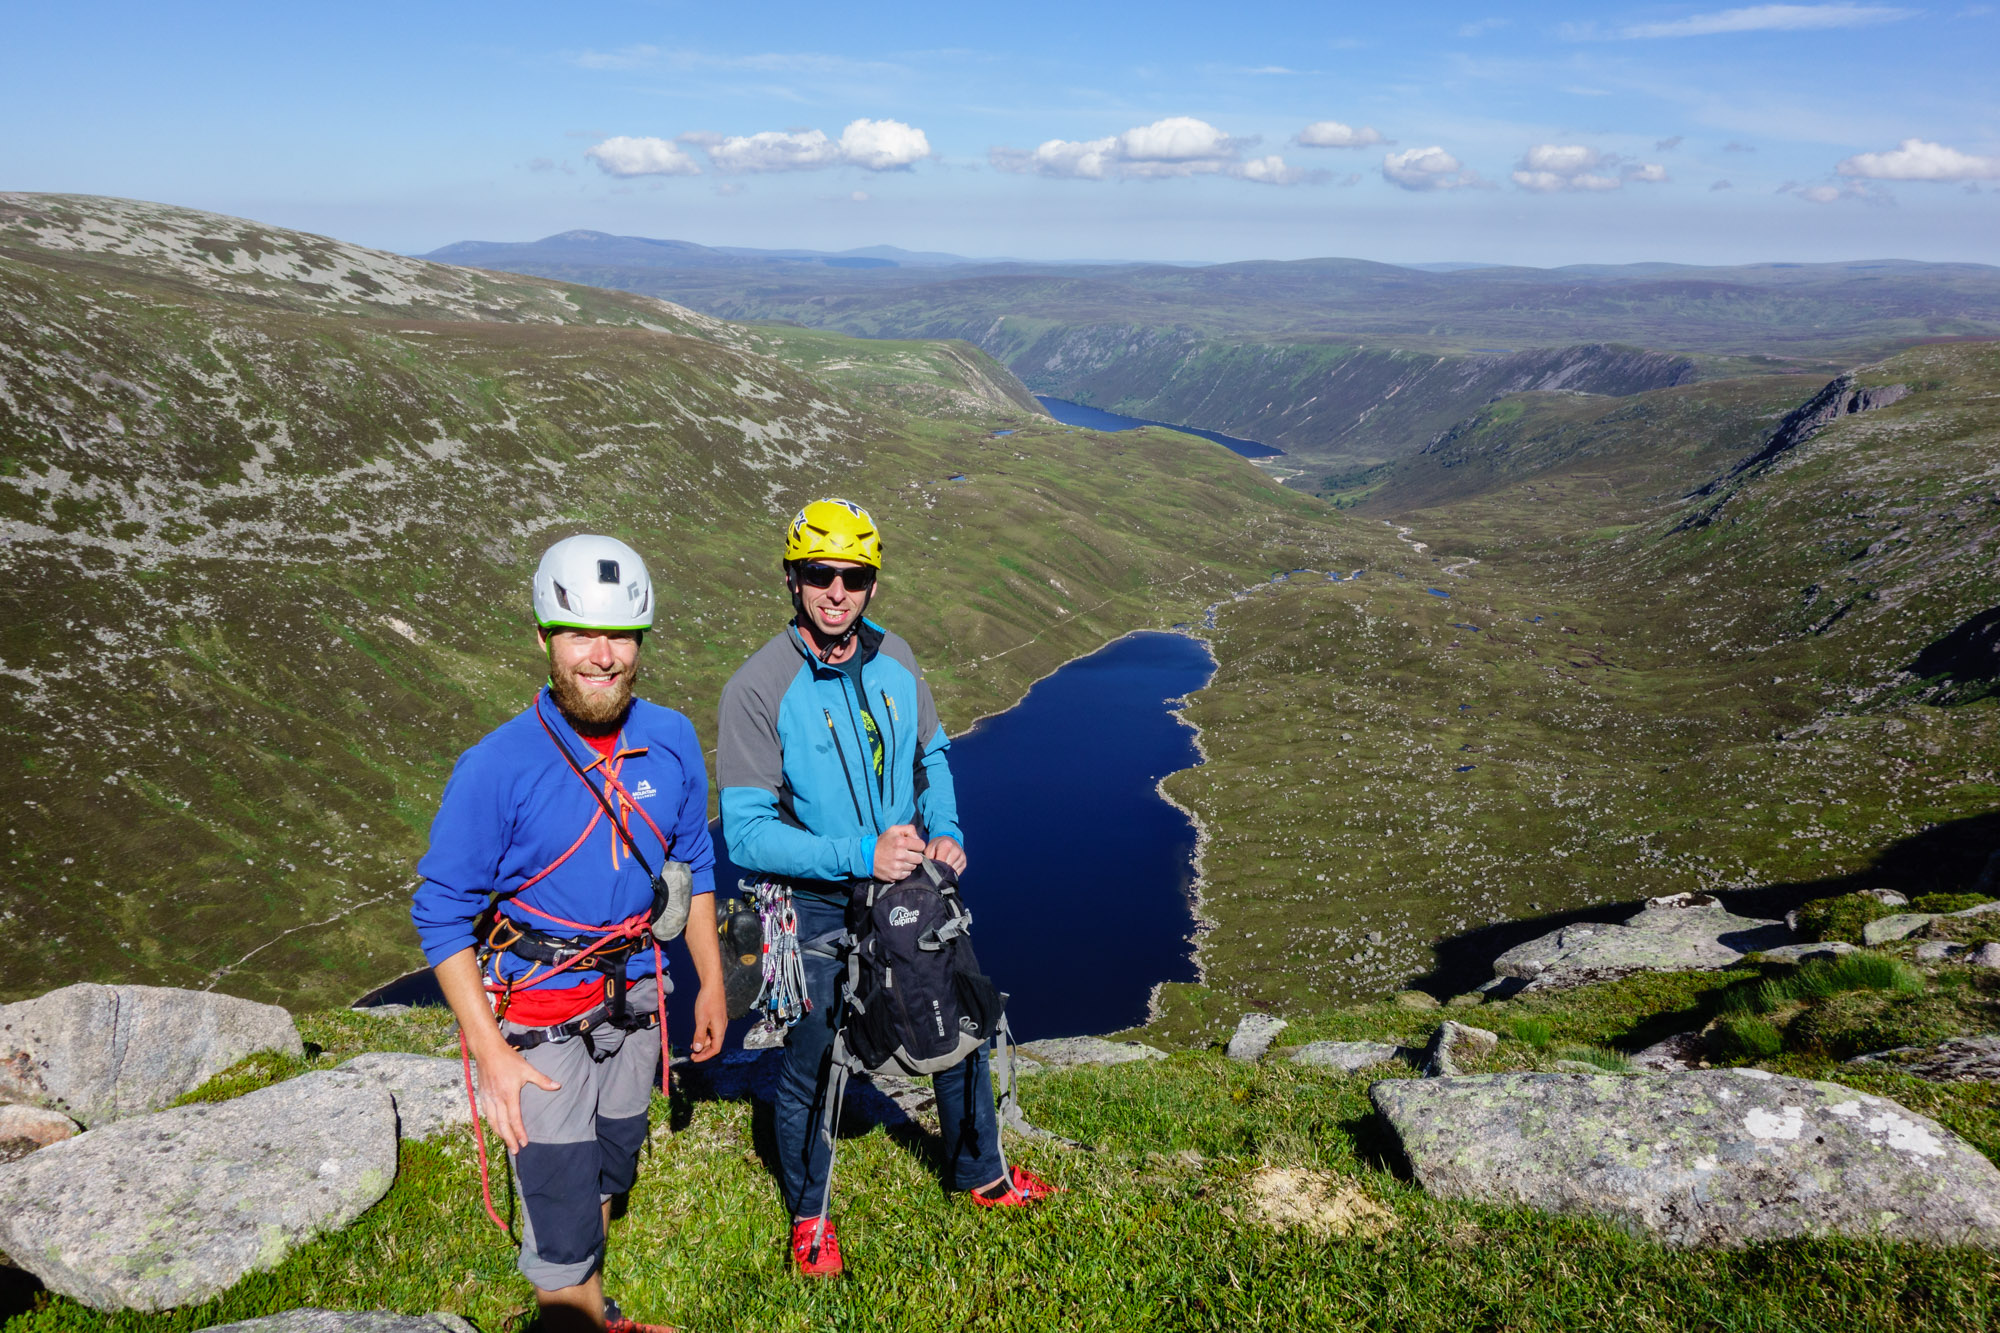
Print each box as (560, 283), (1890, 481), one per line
(0, 195), (1361, 1010)
(1161, 341), (2000, 1017)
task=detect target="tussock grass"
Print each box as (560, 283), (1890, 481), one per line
(1554, 1044), (1631, 1073)
(1746, 952), (1926, 1017)
(1503, 1017), (1553, 1050)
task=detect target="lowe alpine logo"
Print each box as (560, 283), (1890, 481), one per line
(631, 779), (657, 800)
(888, 906), (921, 927)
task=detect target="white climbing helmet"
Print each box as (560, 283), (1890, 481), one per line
(532, 535), (654, 632)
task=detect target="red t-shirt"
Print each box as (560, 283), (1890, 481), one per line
(500, 728), (624, 1026)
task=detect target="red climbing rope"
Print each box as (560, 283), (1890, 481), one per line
(458, 707), (679, 1239)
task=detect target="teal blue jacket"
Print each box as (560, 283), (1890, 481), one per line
(717, 618), (961, 892)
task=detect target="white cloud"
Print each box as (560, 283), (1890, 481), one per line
(1235, 155), (1320, 185)
(1383, 146), (1482, 191)
(1711, 179), (1735, 190)
(1617, 4), (1913, 38)
(1458, 17), (1512, 36)
(584, 136), (703, 177)
(705, 128), (842, 173)
(1837, 138), (2000, 181)
(1655, 135), (1685, 151)
(1121, 116), (1242, 162)
(990, 116), (1319, 185)
(571, 45), (659, 70)
(1779, 178), (1891, 204)
(1510, 144), (1668, 192)
(836, 118), (932, 170)
(674, 118), (931, 174)
(1296, 120), (1386, 149)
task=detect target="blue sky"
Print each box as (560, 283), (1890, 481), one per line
(6, 1), (1997, 265)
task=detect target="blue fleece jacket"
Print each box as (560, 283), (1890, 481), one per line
(412, 688), (716, 987)
(716, 618), (960, 892)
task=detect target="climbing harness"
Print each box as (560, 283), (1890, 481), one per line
(457, 699), (688, 1238)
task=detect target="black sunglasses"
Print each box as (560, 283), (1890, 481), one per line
(795, 562), (877, 592)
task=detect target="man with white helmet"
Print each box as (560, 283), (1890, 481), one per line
(413, 534), (725, 1333)
(717, 499), (1055, 1279)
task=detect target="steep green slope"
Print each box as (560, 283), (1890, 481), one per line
(1160, 342), (2000, 1015)
(1328, 373), (1828, 510)
(0, 197), (1359, 1009)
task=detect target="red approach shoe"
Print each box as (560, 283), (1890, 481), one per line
(602, 1297), (678, 1333)
(970, 1163), (1062, 1207)
(790, 1216), (845, 1277)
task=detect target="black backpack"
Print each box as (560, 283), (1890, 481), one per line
(843, 858), (1004, 1075)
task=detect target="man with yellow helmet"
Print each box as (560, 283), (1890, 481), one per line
(717, 498), (1053, 1277)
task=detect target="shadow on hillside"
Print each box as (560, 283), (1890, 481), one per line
(1407, 808), (2000, 999)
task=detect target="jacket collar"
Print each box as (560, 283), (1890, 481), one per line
(787, 617), (884, 675)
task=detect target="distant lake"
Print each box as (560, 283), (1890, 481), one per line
(1035, 396), (1285, 459)
(361, 631), (1214, 1045)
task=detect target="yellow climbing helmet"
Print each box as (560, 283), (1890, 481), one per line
(784, 498), (882, 568)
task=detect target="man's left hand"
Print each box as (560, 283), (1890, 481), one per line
(688, 984), (727, 1062)
(925, 836), (967, 875)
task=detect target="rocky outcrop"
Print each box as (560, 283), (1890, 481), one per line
(206, 1313), (476, 1333)
(0, 1104), (78, 1163)
(1628, 1033), (1708, 1073)
(1420, 1022), (1498, 1078)
(1756, 942), (1858, 964)
(1372, 1069), (2000, 1248)
(1492, 894), (1791, 993)
(1225, 1014), (1287, 1063)
(334, 1053), (487, 1141)
(1852, 1036), (2000, 1083)
(1864, 913), (1938, 945)
(0, 984), (303, 1126)
(1724, 373), (1911, 480)
(1018, 1036), (1168, 1068)
(0, 1071), (397, 1310)
(1913, 936), (2000, 967)
(1292, 1041), (1401, 1072)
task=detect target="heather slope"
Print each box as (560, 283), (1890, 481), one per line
(0, 196), (1361, 1010)
(1162, 341), (2000, 1016)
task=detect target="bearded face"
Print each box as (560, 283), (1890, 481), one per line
(543, 629), (641, 733)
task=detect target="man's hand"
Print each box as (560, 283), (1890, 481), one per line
(470, 1039), (562, 1154)
(689, 984), (728, 1062)
(681, 892), (729, 1061)
(924, 835), (967, 875)
(874, 823), (926, 882)
(434, 946), (561, 1154)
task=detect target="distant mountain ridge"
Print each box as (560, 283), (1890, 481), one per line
(417, 229), (2000, 482)
(423, 231), (1026, 271)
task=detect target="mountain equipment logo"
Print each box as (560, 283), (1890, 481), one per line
(632, 779), (657, 800)
(888, 906), (921, 927)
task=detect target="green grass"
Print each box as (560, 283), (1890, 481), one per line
(1795, 895), (1898, 946)
(11, 977), (2000, 1333)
